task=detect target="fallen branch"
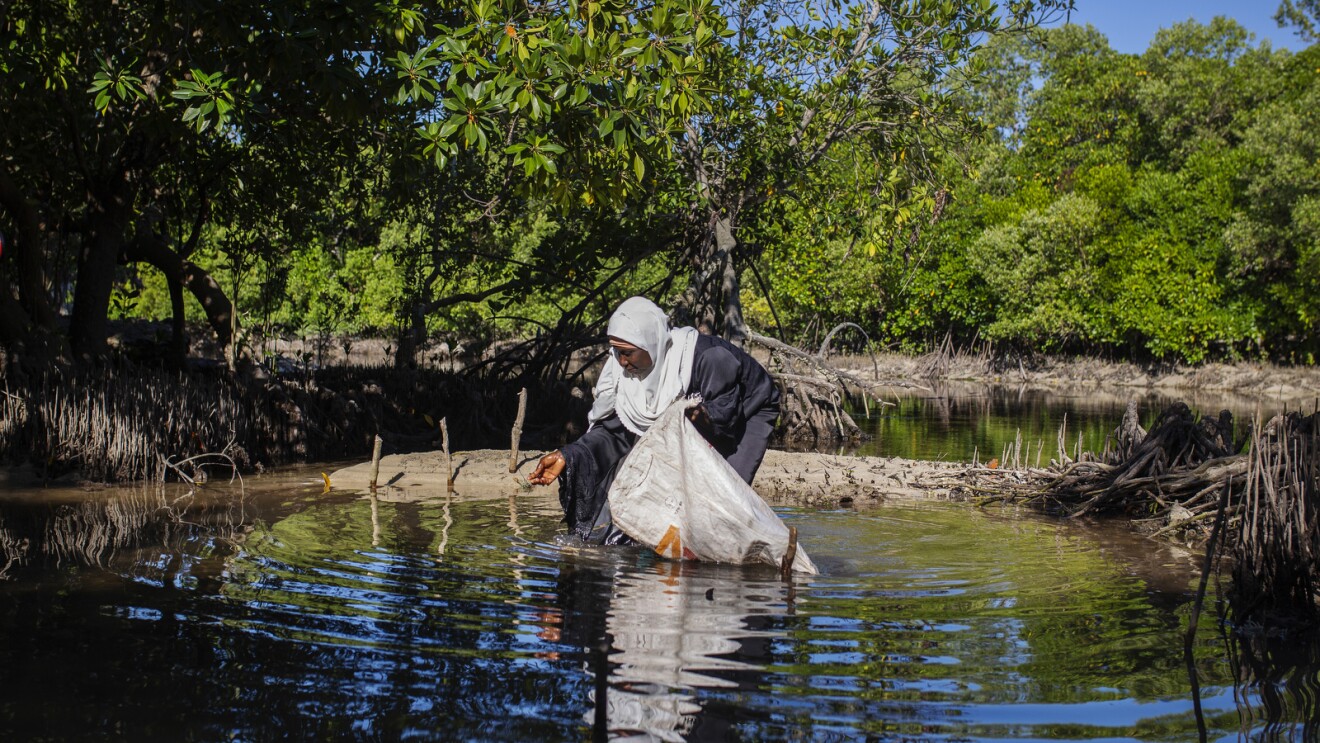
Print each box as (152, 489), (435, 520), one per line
(158, 445), (244, 488)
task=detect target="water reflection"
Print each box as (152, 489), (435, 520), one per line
(0, 473), (1318, 740)
(852, 382), (1307, 462)
(0, 482), (255, 589)
(1227, 628), (1320, 740)
(601, 560), (791, 740)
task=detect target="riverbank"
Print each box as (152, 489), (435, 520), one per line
(6, 325), (1316, 487)
(176, 326), (1320, 401)
(836, 349), (1320, 402)
(328, 447), (970, 508)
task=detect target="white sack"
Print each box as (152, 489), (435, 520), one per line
(607, 398), (818, 575)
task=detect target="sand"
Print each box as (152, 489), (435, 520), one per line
(328, 447), (971, 506)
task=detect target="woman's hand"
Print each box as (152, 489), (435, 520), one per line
(686, 403), (713, 433)
(527, 450), (566, 485)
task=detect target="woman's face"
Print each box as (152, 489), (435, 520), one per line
(608, 337), (653, 376)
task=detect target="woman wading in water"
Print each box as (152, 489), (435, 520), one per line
(528, 296), (780, 543)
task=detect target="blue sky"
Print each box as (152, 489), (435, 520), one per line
(1058, 0), (1310, 54)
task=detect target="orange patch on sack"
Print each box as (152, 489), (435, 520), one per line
(656, 524), (684, 560)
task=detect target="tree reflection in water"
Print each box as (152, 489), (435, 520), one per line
(1, 479), (1319, 739)
(0, 482), (254, 586)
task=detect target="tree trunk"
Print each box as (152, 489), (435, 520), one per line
(393, 301), (425, 370)
(166, 270), (188, 366)
(122, 232), (234, 351)
(69, 214), (128, 360)
(714, 216), (746, 346)
(676, 212), (747, 343)
(0, 171), (58, 333)
(0, 290), (31, 347)
(394, 333), (418, 370)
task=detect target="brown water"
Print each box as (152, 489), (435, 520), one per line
(0, 469), (1316, 741)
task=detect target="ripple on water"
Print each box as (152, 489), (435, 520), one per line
(0, 483), (1314, 740)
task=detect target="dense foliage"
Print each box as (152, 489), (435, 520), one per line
(3, 1), (1316, 370)
(760, 17), (1320, 363)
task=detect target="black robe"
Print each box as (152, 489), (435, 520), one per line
(557, 334), (780, 542)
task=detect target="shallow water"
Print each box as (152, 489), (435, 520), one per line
(850, 383), (1313, 462)
(0, 470), (1316, 741)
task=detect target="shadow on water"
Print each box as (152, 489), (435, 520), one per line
(848, 382), (1310, 463)
(2, 470), (1319, 740)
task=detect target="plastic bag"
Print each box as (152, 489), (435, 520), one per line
(607, 397), (818, 574)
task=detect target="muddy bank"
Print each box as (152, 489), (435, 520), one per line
(329, 447), (969, 508)
(838, 350), (1320, 402)
(165, 324), (1320, 401)
(10, 323), (1315, 486)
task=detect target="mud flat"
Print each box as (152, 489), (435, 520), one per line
(329, 448), (969, 506)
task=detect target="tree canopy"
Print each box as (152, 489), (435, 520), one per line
(881, 18), (1319, 362)
(5, 0), (1318, 372)
(756, 13), (1319, 363)
(1, 0), (432, 362)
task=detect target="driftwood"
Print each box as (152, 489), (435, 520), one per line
(370, 435), (383, 490)
(962, 402), (1254, 526)
(1053, 401), (1240, 519)
(441, 417), (454, 491)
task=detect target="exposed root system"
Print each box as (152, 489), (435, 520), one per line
(747, 328), (927, 444)
(946, 401), (1320, 620)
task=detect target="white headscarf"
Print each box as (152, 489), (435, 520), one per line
(588, 296), (698, 435)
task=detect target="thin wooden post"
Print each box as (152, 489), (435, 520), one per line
(369, 435), (383, 491)
(369, 491), (381, 548)
(780, 525), (798, 579)
(509, 387), (527, 473)
(441, 417), (454, 492)
(508, 494), (521, 536)
(438, 491), (452, 556)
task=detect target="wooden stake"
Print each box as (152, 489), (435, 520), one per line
(509, 387), (527, 473)
(508, 494), (521, 536)
(438, 491), (452, 555)
(780, 525), (798, 579)
(369, 435), (383, 491)
(369, 491), (380, 548)
(441, 417), (454, 492)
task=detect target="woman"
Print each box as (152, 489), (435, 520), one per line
(528, 296), (780, 543)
